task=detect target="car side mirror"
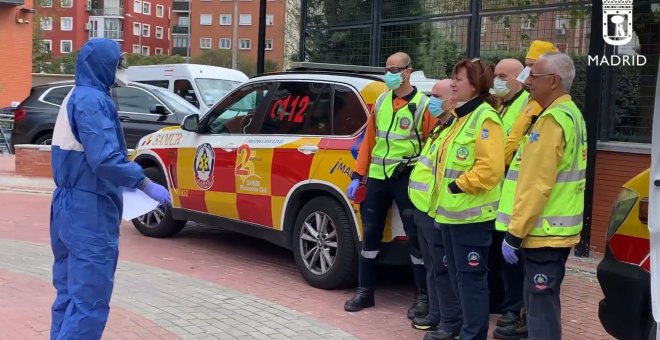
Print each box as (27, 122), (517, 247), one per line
(181, 114), (199, 132)
(150, 104), (168, 115)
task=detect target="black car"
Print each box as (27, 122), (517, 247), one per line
(10, 81), (199, 151)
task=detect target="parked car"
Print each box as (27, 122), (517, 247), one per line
(10, 81), (200, 152)
(128, 64), (444, 290)
(597, 169), (657, 340)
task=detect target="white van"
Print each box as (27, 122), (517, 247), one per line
(126, 64), (249, 113)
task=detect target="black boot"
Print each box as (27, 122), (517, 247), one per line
(423, 329), (459, 340)
(344, 287), (375, 312)
(493, 315), (528, 340)
(497, 311), (520, 327)
(407, 289), (429, 320)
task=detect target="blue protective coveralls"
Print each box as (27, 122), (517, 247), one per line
(49, 38), (146, 340)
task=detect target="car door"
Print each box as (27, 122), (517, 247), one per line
(112, 86), (180, 148)
(174, 81), (276, 218)
(235, 81), (333, 230)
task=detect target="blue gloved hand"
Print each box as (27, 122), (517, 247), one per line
(502, 240), (519, 264)
(140, 178), (172, 206)
(347, 179), (360, 200)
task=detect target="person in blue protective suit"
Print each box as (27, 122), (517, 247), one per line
(49, 38), (172, 340)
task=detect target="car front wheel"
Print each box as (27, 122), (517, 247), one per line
(292, 196), (357, 290)
(131, 167), (187, 238)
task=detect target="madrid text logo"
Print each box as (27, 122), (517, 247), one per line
(588, 0), (647, 66)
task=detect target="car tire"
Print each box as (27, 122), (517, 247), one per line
(292, 196), (357, 290)
(34, 133), (53, 145)
(131, 167), (186, 238)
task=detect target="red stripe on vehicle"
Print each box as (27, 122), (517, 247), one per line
(609, 233), (650, 267)
(270, 149), (315, 197)
(236, 194), (273, 226)
(178, 190), (208, 212)
(208, 148), (237, 194)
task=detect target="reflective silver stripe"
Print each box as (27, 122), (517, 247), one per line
(412, 95), (429, 129)
(444, 169), (464, 180)
(496, 212), (583, 228)
(436, 202), (498, 220)
(361, 250), (379, 259)
(370, 156), (407, 166)
(410, 255), (424, 265)
(419, 155), (434, 168)
(468, 106), (488, 130)
(376, 130), (415, 140)
(504, 169), (585, 183)
(409, 180), (429, 192)
(373, 92), (389, 116)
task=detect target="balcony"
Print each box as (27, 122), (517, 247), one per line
(172, 1), (190, 12)
(88, 7), (124, 17)
(104, 30), (123, 40)
(172, 47), (189, 56)
(172, 26), (189, 34)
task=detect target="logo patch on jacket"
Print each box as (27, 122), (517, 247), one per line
(467, 251), (480, 266)
(481, 128), (489, 140)
(399, 117), (411, 130)
(456, 147), (469, 161)
(529, 130), (540, 143)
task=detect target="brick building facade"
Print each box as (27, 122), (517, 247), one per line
(0, 0), (34, 107)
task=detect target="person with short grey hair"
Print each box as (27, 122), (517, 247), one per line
(497, 51), (587, 340)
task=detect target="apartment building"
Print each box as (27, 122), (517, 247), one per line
(37, 0), (171, 57)
(0, 0), (33, 106)
(171, 0), (286, 68)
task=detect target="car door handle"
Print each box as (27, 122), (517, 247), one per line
(655, 180), (660, 187)
(119, 115), (132, 122)
(220, 143), (238, 152)
(297, 145), (319, 155)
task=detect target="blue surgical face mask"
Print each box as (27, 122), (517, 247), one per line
(428, 96), (444, 117)
(492, 78), (511, 98)
(384, 71), (403, 90)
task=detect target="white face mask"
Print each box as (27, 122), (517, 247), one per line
(516, 66), (531, 83)
(115, 68), (128, 88)
(492, 78), (512, 98)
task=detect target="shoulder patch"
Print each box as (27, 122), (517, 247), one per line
(529, 130), (540, 143)
(481, 128), (489, 140)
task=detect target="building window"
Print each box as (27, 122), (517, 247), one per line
(178, 16), (189, 26)
(266, 14), (273, 26)
(142, 2), (151, 15)
(42, 39), (52, 52)
(61, 17), (73, 31)
(133, 44), (141, 54)
(133, 22), (141, 36)
(219, 38), (230, 49)
(156, 26), (163, 39)
(40, 0), (52, 7)
(142, 24), (150, 37)
(41, 17), (52, 31)
(60, 0), (72, 7)
(173, 36), (188, 48)
(239, 39), (251, 50)
(265, 39), (272, 50)
(60, 40), (72, 53)
(156, 4), (164, 17)
(142, 46), (150, 56)
(200, 38), (212, 49)
(200, 13), (212, 26)
(220, 14), (231, 26)
(239, 14), (251, 26)
(155, 48), (163, 55)
(134, 0), (142, 13)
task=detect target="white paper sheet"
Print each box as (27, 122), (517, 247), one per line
(122, 189), (160, 221)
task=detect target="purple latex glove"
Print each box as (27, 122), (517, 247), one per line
(347, 179), (360, 200)
(140, 178), (172, 206)
(502, 239), (519, 264)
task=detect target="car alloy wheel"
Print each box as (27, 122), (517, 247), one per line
(137, 204), (167, 228)
(299, 211), (338, 276)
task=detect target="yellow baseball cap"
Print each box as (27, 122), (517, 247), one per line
(526, 40), (559, 60)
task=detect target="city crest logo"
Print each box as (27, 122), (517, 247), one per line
(588, 0), (647, 66)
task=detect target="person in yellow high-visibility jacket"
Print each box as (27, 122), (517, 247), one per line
(499, 52), (587, 340)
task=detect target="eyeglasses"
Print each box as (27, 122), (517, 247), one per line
(529, 73), (556, 80)
(386, 65), (410, 74)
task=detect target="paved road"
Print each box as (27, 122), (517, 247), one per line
(0, 189), (613, 339)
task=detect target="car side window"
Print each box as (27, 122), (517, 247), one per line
(204, 82), (272, 134)
(113, 87), (163, 114)
(333, 84), (367, 136)
(259, 82), (332, 135)
(42, 86), (73, 105)
(174, 79), (199, 108)
(136, 80), (170, 89)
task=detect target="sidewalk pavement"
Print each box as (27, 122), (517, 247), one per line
(0, 154), (613, 339)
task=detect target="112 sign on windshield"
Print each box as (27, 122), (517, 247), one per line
(270, 95), (310, 122)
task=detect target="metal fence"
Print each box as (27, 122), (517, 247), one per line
(298, 0), (660, 144)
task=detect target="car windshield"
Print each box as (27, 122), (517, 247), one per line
(195, 78), (242, 108)
(150, 87), (200, 115)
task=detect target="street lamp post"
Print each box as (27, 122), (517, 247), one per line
(125, 13), (142, 55)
